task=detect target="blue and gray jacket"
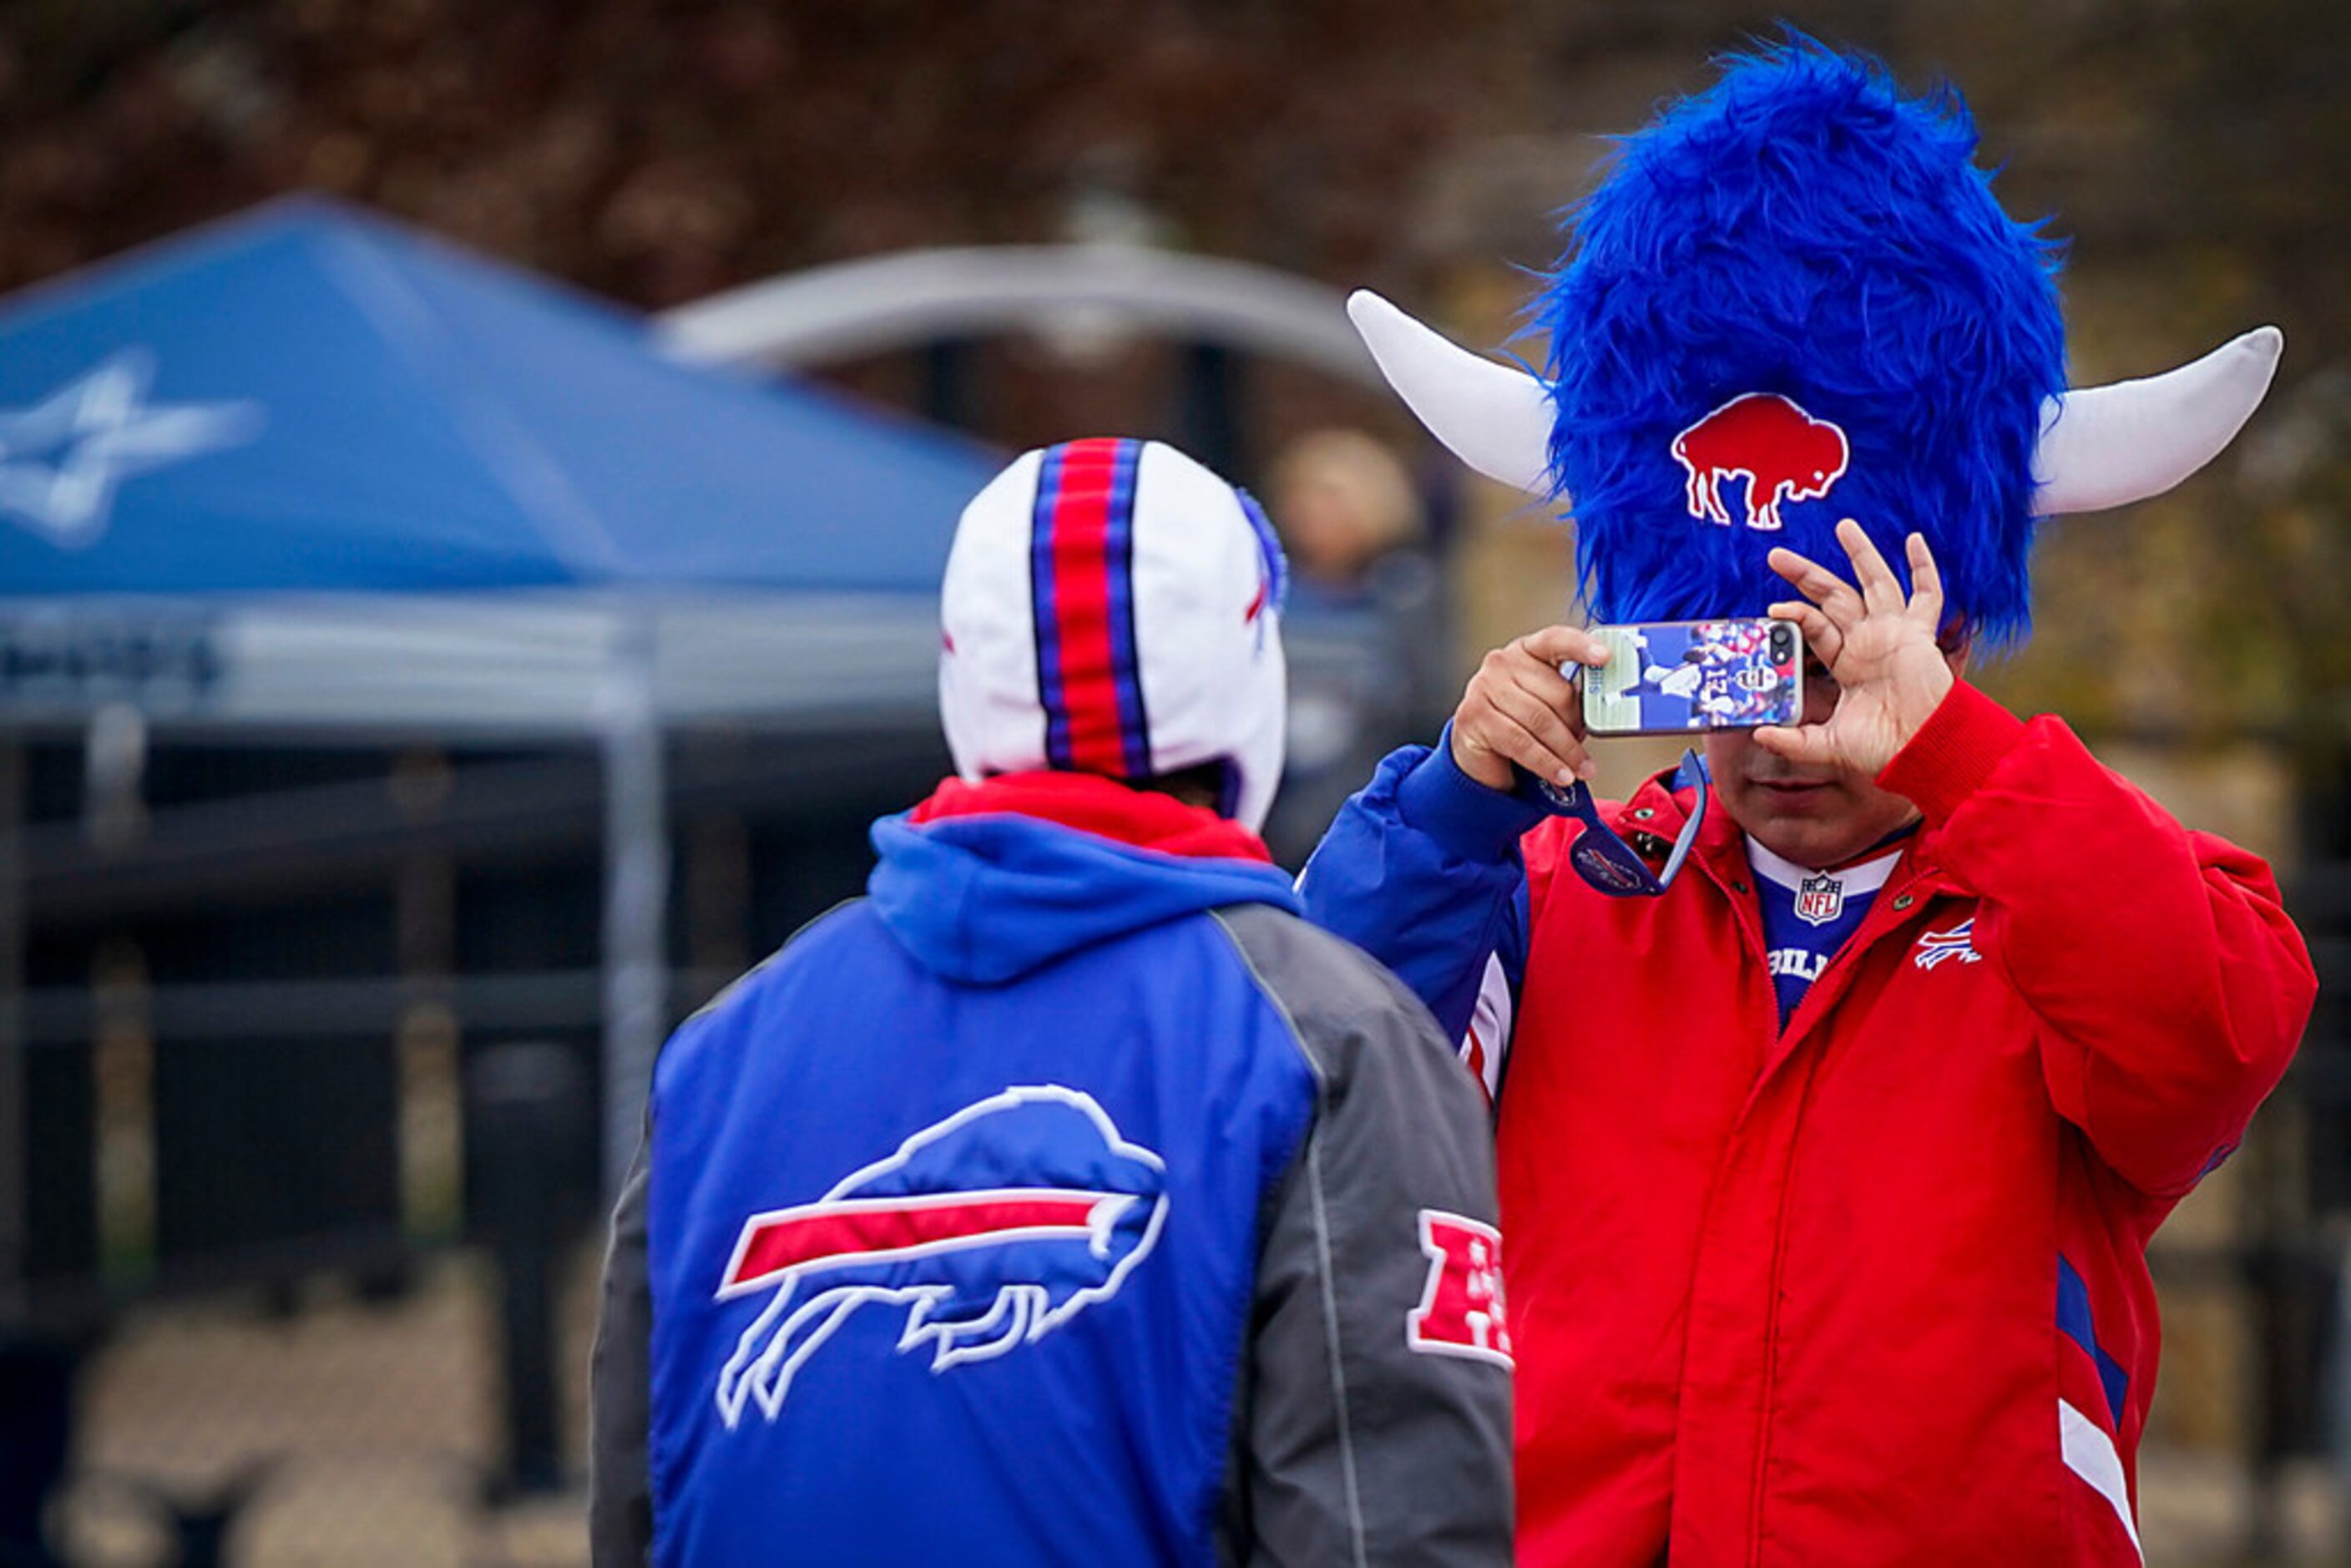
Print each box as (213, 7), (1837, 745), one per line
(589, 799), (1512, 1566)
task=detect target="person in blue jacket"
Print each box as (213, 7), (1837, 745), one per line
(588, 436), (1514, 1567)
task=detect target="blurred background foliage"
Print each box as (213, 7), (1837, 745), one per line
(8, 0), (2341, 785)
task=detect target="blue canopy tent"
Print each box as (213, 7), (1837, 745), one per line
(0, 195), (998, 727)
(0, 198), (1003, 1251)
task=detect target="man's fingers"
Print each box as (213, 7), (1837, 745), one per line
(1766, 547), (1863, 630)
(1836, 518), (1906, 616)
(1480, 680), (1594, 782)
(1767, 601), (1842, 667)
(1452, 625), (1605, 788)
(1459, 706), (1589, 787)
(1472, 640), (1579, 724)
(1516, 624), (1612, 670)
(1904, 532), (1945, 629)
(1751, 723), (1840, 769)
(1501, 645), (1584, 715)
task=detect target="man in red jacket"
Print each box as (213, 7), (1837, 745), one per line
(1302, 38), (2318, 1566)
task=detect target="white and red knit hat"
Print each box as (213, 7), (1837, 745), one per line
(939, 438), (1288, 832)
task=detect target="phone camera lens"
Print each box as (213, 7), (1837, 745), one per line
(1771, 627), (1792, 654)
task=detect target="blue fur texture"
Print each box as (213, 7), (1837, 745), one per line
(1534, 36), (2065, 645)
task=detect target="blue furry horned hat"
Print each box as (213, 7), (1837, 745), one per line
(1351, 36), (2283, 648)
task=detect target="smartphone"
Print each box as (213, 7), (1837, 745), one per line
(1581, 617), (1803, 736)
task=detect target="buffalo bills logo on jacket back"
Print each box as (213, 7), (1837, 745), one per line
(714, 1085), (1168, 1428)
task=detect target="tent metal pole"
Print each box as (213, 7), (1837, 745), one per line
(599, 622), (669, 1201)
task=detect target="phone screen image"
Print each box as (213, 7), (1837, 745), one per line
(1584, 618), (1802, 735)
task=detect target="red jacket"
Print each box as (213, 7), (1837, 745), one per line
(1302, 680), (2316, 1564)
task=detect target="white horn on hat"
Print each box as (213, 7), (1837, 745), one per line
(1349, 290), (2286, 515)
(1347, 291), (1555, 494)
(2030, 326), (2283, 515)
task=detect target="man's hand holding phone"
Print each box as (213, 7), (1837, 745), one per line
(1762, 519), (1957, 777)
(1449, 625), (1613, 792)
(1452, 520), (1952, 795)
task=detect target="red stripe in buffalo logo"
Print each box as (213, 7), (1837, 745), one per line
(720, 1189), (1130, 1298)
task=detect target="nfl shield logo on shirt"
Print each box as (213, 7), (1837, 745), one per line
(1794, 873), (1844, 927)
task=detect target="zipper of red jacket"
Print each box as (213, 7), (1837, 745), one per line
(1775, 857), (1952, 1050)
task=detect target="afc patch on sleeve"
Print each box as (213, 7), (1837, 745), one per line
(1407, 1209), (1514, 1368)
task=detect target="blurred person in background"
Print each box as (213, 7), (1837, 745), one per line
(1268, 426), (1429, 608)
(1302, 40), (2318, 1565)
(589, 438), (1513, 1565)
(1261, 427), (1454, 856)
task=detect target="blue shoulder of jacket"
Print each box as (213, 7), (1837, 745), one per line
(658, 898), (877, 1074)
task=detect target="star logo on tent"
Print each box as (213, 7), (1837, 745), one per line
(0, 350), (265, 549)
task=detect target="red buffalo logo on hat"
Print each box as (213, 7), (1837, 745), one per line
(1672, 393), (1850, 531)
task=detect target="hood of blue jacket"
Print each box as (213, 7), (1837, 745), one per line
(868, 812), (1302, 985)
